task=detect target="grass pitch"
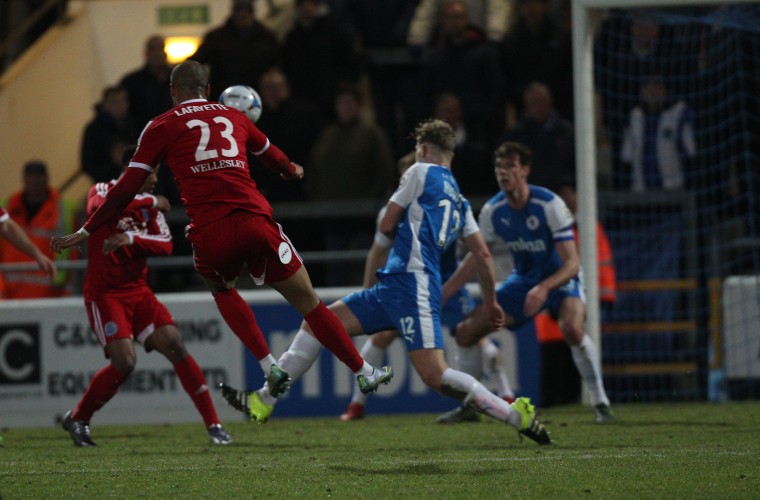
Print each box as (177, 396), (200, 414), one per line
(2, 402), (759, 499)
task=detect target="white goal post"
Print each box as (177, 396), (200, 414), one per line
(571, 0), (757, 352)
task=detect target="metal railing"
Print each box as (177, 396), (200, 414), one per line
(0, 0), (67, 73)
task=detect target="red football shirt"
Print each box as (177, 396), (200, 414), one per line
(129, 99), (276, 230)
(0, 207), (8, 222)
(83, 181), (172, 297)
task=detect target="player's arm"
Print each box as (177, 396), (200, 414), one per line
(51, 167), (150, 253)
(1, 217), (56, 279)
(443, 200), (497, 302)
(378, 164), (420, 239)
(524, 238), (580, 317)
(247, 124), (301, 180)
(102, 203), (173, 257)
(462, 230), (504, 330)
(524, 196), (579, 316)
(378, 201), (404, 239)
(362, 241), (391, 288)
(442, 251), (476, 303)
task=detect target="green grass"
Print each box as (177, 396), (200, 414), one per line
(2, 402), (759, 499)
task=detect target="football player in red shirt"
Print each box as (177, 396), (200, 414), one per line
(61, 146), (232, 447)
(52, 61), (392, 421)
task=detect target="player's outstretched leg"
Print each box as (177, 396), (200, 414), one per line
(357, 366), (394, 394)
(439, 367), (552, 445)
(511, 398), (552, 445)
(267, 364), (292, 398)
(219, 383), (275, 423)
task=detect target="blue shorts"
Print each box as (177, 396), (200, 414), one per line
(342, 273), (444, 351)
(497, 273), (585, 329)
(442, 287), (474, 332)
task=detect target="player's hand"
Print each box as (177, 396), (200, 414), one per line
(102, 233), (130, 254)
(51, 230), (87, 253)
(154, 195), (171, 212)
(524, 283), (549, 317)
(280, 162), (304, 180)
(35, 254), (57, 280)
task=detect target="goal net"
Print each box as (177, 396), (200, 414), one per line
(577, 1), (760, 402)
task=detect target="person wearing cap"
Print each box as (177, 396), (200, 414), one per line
(189, 0), (280, 98)
(0, 161), (77, 298)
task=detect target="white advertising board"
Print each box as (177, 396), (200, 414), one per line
(0, 293), (245, 428)
(722, 276), (760, 378)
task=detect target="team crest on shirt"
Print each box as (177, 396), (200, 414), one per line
(526, 215), (540, 231)
(278, 242), (293, 264)
(104, 321), (119, 337)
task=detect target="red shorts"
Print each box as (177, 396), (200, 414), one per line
(85, 287), (175, 351)
(188, 211), (303, 286)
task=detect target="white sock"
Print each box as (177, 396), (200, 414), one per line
(570, 334), (610, 406)
(258, 329), (322, 405)
(480, 339), (515, 399)
(351, 340), (385, 405)
(259, 354), (277, 375)
(440, 368), (521, 429)
(455, 344), (482, 378)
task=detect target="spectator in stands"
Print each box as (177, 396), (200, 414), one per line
(118, 36), (180, 205)
(80, 86), (139, 184)
(0, 161), (76, 299)
(281, 0), (360, 121)
(119, 35), (175, 130)
(500, 0), (572, 121)
(308, 85), (395, 285)
(420, 0), (505, 141)
(594, 12), (674, 179)
(502, 82), (574, 193)
(620, 76), (696, 191)
(308, 85), (395, 202)
(534, 175), (617, 407)
(433, 92), (493, 197)
(251, 67), (322, 202)
(343, 0), (423, 157)
(407, 0), (511, 46)
(190, 0), (280, 98)
(0, 205), (56, 299)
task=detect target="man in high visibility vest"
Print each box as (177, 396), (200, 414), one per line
(0, 161), (77, 299)
(534, 177), (616, 406)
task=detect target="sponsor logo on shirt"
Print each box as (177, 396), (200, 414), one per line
(507, 237), (547, 253)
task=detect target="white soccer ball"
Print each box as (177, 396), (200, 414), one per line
(219, 85), (263, 123)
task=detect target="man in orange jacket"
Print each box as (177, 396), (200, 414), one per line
(534, 177), (616, 406)
(0, 161), (77, 299)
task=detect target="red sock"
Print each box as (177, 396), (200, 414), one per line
(174, 356), (219, 428)
(213, 288), (270, 360)
(305, 301), (363, 372)
(72, 364), (127, 422)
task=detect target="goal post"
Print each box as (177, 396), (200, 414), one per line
(572, 0), (759, 402)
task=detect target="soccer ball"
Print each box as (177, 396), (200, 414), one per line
(219, 85), (263, 123)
